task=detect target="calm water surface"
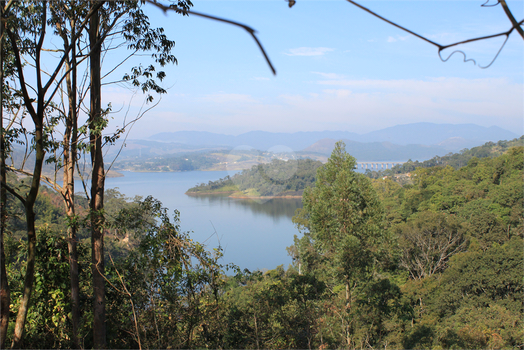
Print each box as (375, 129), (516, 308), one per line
(105, 171), (302, 271)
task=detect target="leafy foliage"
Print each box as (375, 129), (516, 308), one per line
(105, 196), (228, 349)
(3, 143), (522, 349)
(6, 227), (91, 349)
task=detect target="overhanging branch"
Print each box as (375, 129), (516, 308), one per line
(146, 0), (276, 75)
(346, 0), (523, 68)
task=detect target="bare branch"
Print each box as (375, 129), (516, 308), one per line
(346, 0), (524, 68)
(7, 165), (64, 194)
(41, 1), (105, 104)
(101, 49), (139, 81)
(346, 0), (441, 48)
(0, 180), (25, 206)
(5, 27), (38, 121)
(108, 254), (142, 350)
(105, 99), (161, 173)
(500, 0), (524, 40)
(146, 0), (276, 75)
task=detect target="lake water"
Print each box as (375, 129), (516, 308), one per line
(105, 171), (302, 271)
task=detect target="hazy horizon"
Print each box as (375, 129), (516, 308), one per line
(141, 122), (519, 139)
(98, 1), (523, 140)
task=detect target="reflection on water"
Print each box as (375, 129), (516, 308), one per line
(105, 171), (302, 270)
(187, 194), (302, 222)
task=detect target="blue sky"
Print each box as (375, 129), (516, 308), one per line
(102, 0), (524, 138)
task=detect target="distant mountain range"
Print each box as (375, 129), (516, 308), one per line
(147, 123), (518, 151)
(106, 123), (519, 162)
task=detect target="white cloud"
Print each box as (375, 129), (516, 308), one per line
(126, 78), (524, 137)
(284, 47), (334, 56)
(256, 78), (521, 133)
(387, 35), (410, 43)
(202, 93), (259, 104)
(289, 78), (523, 132)
(312, 72), (345, 80)
(322, 89), (352, 97)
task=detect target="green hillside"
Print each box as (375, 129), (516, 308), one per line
(186, 158), (323, 197)
(4, 142), (522, 349)
(367, 136), (524, 178)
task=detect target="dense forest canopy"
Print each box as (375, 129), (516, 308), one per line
(2, 140), (522, 348)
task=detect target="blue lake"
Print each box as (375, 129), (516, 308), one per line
(105, 171), (302, 272)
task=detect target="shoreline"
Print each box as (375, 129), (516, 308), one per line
(231, 195), (302, 199)
(185, 191), (303, 199)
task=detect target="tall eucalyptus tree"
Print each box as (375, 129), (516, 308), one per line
(2, 3), (105, 346)
(0, 1), (11, 347)
(1, 0), (186, 346)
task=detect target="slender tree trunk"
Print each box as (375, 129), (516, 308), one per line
(90, 3), (106, 348)
(64, 31), (80, 348)
(11, 124), (44, 349)
(0, 1), (11, 346)
(345, 280), (351, 349)
(10, 2), (48, 345)
(254, 313), (260, 350)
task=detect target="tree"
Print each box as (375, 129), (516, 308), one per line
(0, 2), (101, 346)
(432, 237), (523, 348)
(1, 3), (103, 346)
(0, 1), (11, 346)
(396, 211), (467, 280)
(85, 1), (192, 345)
(104, 197), (228, 349)
(295, 141), (385, 282)
(292, 141), (397, 347)
(2, 0), (276, 345)
(0, 0), (189, 345)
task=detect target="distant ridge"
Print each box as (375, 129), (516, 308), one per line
(148, 130), (361, 151)
(147, 123), (518, 153)
(359, 123), (516, 145)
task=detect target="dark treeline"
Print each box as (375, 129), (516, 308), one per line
(3, 142), (522, 348)
(187, 158), (323, 196)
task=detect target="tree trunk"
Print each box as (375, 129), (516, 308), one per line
(0, 2), (10, 347)
(90, 3), (106, 348)
(64, 30), (80, 348)
(345, 280), (352, 348)
(11, 124), (44, 349)
(10, 3), (48, 345)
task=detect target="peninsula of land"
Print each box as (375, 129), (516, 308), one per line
(185, 158), (322, 199)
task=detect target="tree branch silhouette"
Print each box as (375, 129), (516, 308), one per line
(145, 0), (276, 75)
(343, 0), (523, 68)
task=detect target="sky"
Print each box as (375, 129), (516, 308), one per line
(101, 0), (524, 139)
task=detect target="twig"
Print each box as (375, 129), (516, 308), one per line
(145, 0), (276, 75)
(499, 0), (524, 40)
(107, 253), (142, 350)
(7, 165), (63, 194)
(105, 99), (161, 173)
(346, 0), (524, 68)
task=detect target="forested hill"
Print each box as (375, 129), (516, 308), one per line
(370, 136), (523, 177)
(4, 143), (522, 348)
(186, 158), (322, 197)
